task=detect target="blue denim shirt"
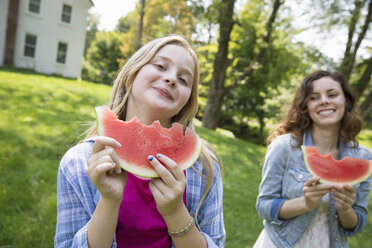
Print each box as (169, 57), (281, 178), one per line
(256, 131), (372, 248)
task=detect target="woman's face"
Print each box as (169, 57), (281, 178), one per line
(307, 77), (346, 130)
(127, 44), (194, 124)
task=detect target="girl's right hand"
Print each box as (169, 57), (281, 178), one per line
(303, 177), (332, 210)
(87, 136), (126, 203)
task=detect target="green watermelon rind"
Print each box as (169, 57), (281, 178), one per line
(301, 145), (372, 185)
(95, 106), (203, 178)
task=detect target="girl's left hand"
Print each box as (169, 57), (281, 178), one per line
(331, 184), (356, 214)
(147, 154), (187, 218)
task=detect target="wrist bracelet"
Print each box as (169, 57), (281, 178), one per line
(168, 218), (194, 237)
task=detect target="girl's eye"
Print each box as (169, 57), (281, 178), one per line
(179, 77), (188, 85)
(155, 64), (166, 70)
(309, 96), (317, 101)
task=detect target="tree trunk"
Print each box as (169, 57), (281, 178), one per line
(360, 87), (372, 120)
(340, 0), (372, 80)
(202, 0), (236, 130)
(354, 56), (372, 96)
(137, 0), (146, 50)
(257, 111), (265, 145)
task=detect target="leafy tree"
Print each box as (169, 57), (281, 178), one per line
(82, 31), (124, 85)
(137, 0), (146, 49)
(84, 12), (100, 56)
(338, 0), (372, 80)
(202, 0), (285, 130)
(222, 0), (308, 143)
(202, 0), (237, 130)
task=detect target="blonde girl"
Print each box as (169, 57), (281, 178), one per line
(54, 35), (225, 248)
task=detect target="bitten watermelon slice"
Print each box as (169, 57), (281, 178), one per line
(96, 106), (203, 178)
(302, 146), (372, 185)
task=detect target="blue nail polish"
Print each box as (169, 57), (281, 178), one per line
(149, 156), (154, 161)
(157, 154), (162, 159)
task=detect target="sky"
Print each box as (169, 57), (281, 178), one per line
(90, 0), (137, 31)
(90, 0), (369, 62)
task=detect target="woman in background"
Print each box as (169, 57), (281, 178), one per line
(255, 70), (372, 248)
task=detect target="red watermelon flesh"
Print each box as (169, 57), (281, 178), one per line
(96, 106), (203, 178)
(302, 146), (372, 185)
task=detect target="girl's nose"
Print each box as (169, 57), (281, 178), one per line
(320, 95), (330, 105)
(164, 78), (176, 87)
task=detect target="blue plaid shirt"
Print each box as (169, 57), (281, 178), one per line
(54, 138), (225, 248)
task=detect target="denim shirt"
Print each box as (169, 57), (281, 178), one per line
(256, 131), (372, 248)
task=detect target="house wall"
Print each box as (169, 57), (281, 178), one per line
(0, 0), (10, 66)
(13, 0), (92, 78)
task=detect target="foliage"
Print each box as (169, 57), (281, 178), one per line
(84, 11), (100, 56)
(82, 31), (124, 85)
(0, 68), (372, 247)
(216, 0), (306, 141)
(0, 67), (111, 247)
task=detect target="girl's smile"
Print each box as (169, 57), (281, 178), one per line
(307, 77), (346, 130)
(126, 44), (195, 125)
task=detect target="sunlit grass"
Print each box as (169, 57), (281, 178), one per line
(0, 67), (371, 247)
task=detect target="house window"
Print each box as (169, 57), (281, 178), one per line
(24, 34), (37, 58)
(28, 0), (41, 14)
(56, 42), (68, 64)
(61, 4), (72, 23)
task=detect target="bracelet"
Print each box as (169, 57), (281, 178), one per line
(168, 218), (194, 237)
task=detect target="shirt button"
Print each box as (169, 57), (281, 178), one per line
(298, 174), (303, 180)
(335, 238), (338, 241)
(334, 214), (338, 218)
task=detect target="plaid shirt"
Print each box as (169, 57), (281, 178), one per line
(54, 138), (225, 248)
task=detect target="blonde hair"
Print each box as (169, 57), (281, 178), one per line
(84, 34), (221, 226)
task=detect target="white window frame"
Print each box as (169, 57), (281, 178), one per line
(56, 42), (68, 64)
(61, 4), (72, 23)
(28, 0), (41, 14)
(24, 33), (37, 58)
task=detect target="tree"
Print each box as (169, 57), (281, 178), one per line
(339, 0), (372, 80)
(355, 55), (372, 121)
(82, 31), (124, 84)
(84, 12), (100, 56)
(202, 0), (285, 130)
(202, 0), (236, 130)
(137, 0), (146, 49)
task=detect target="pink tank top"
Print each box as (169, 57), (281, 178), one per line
(116, 172), (187, 248)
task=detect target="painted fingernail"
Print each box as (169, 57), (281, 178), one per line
(148, 155), (154, 161)
(112, 163), (116, 167)
(157, 154), (162, 159)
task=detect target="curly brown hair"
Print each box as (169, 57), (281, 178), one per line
(267, 70), (362, 147)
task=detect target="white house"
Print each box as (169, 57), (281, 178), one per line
(0, 0), (93, 78)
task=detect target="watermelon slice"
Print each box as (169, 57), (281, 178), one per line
(302, 146), (372, 185)
(95, 106), (203, 178)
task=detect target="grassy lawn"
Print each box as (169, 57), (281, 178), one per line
(0, 67), (371, 247)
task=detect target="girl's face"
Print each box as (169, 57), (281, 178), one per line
(128, 44), (194, 124)
(307, 77), (346, 130)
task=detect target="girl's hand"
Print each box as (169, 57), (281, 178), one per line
(303, 177), (332, 210)
(87, 136), (126, 203)
(148, 154), (186, 218)
(331, 184), (356, 214)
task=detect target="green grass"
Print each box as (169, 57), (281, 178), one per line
(0, 67), (371, 247)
